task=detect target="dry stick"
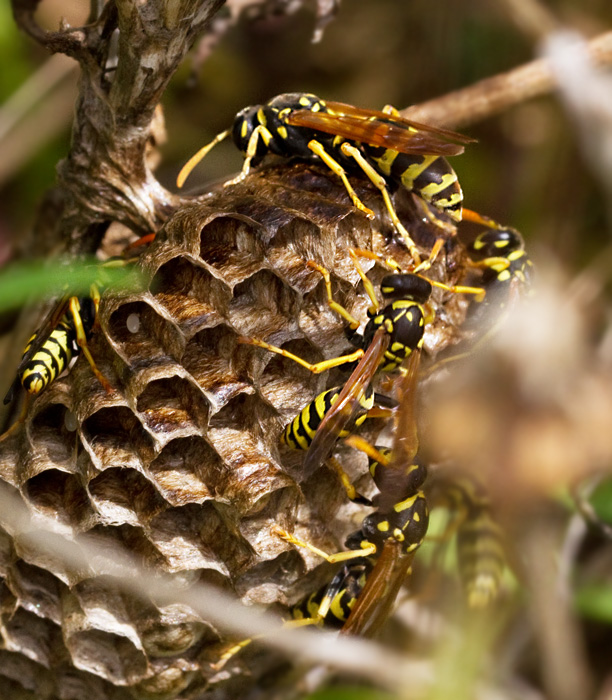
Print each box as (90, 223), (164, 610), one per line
(402, 30), (612, 130)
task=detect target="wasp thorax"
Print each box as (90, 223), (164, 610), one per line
(380, 274), (432, 303)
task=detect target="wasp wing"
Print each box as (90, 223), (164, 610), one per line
(375, 349), (422, 513)
(288, 100), (475, 157)
(341, 539), (412, 637)
(302, 327), (389, 478)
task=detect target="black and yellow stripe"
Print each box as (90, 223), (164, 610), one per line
(470, 226), (534, 301)
(444, 478), (506, 608)
(456, 508), (505, 608)
(281, 385), (374, 450)
(291, 559), (371, 629)
(20, 316), (78, 395)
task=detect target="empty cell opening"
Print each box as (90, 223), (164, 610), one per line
(108, 301), (183, 369)
(136, 376), (210, 436)
(151, 256), (231, 337)
(11, 560), (67, 624)
(266, 217), (329, 289)
(0, 649), (50, 693)
(148, 436), (225, 507)
(82, 406), (155, 468)
(2, 607), (64, 669)
(66, 628), (147, 686)
(182, 325), (252, 410)
(25, 469), (92, 527)
(255, 338), (326, 417)
(149, 502), (250, 574)
(207, 394), (291, 511)
(88, 467), (165, 525)
(29, 403), (79, 465)
(228, 269), (300, 339)
(199, 216), (265, 283)
(79, 524), (167, 570)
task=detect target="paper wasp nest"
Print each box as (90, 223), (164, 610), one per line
(0, 163), (471, 699)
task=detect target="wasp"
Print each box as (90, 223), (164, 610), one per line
(468, 222), (533, 310)
(4, 295), (108, 406)
(177, 93), (477, 263)
(0, 260), (128, 440)
(212, 555), (375, 670)
(432, 475), (506, 608)
(276, 349), (429, 637)
(241, 249), (482, 479)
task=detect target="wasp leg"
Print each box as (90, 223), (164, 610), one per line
(237, 337), (364, 374)
(461, 208), (505, 229)
(327, 456), (372, 505)
(68, 297), (113, 394)
(226, 125), (274, 186)
(212, 571), (344, 671)
(344, 434), (390, 467)
(340, 142), (421, 264)
(349, 247), (402, 275)
(273, 526), (377, 563)
(176, 128), (232, 188)
(307, 260), (369, 324)
(307, 140), (375, 219)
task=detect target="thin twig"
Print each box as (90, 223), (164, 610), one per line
(402, 30), (612, 129)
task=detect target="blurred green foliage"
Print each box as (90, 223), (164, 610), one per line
(0, 259), (145, 313)
(303, 687), (395, 700)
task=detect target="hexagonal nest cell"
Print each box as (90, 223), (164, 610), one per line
(0, 162), (474, 698)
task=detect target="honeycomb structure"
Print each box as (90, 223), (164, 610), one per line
(0, 162), (473, 699)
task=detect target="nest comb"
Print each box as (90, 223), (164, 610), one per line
(0, 162), (472, 699)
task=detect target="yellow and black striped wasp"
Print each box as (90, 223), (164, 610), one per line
(467, 220), (533, 316)
(429, 474), (506, 609)
(277, 348), (429, 638)
(215, 352), (429, 667)
(0, 260), (126, 439)
(213, 556), (374, 669)
(242, 248), (482, 483)
(177, 93), (477, 263)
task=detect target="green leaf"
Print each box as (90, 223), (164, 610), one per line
(0, 259), (145, 314)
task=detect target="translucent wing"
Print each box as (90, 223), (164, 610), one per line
(302, 327), (389, 478)
(341, 539), (411, 637)
(376, 348), (422, 513)
(288, 100), (475, 157)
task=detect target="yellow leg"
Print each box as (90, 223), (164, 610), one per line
(346, 250), (382, 315)
(412, 237), (445, 275)
(461, 208), (504, 229)
(89, 284), (101, 331)
(237, 336), (364, 373)
(326, 456), (365, 503)
(307, 140), (375, 219)
(273, 526), (377, 563)
(69, 297), (113, 394)
(226, 125), (274, 186)
(307, 260), (364, 327)
(212, 594), (331, 671)
(343, 434), (390, 467)
(340, 142), (421, 264)
(413, 196), (458, 236)
(176, 128), (231, 188)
